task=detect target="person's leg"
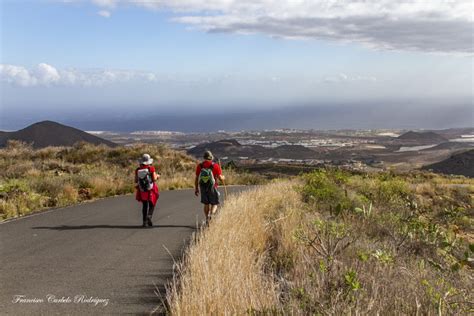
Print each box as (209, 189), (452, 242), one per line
(210, 189), (220, 215)
(202, 204), (212, 225)
(200, 185), (211, 221)
(147, 203), (155, 227)
(203, 204), (210, 218)
(141, 201), (148, 227)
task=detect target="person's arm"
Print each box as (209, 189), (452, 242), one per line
(134, 171), (139, 188)
(194, 164), (200, 196)
(150, 166), (160, 181)
(216, 164), (225, 182)
(194, 175), (199, 196)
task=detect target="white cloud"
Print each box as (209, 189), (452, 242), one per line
(35, 63), (61, 85)
(0, 64), (38, 87)
(87, 0), (473, 54)
(0, 63), (157, 87)
(92, 0), (117, 9)
(98, 10), (111, 18)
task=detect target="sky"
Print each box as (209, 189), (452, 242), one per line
(0, 0), (473, 131)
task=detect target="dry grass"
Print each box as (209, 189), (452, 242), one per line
(167, 181), (301, 315)
(167, 170), (474, 315)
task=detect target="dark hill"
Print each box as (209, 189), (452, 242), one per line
(0, 121), (117, 148)
(188, 139), (266, 158)
(435, 128), (474, 139)
(188, 139), (242, 157)
(205, 139), (242, 148)
(423, 149), (474, 177)
(421, 142), (473, 151)
(188, 139), (317, 160)
(398, 131), (447, 143)
(272, 145), (316, 159)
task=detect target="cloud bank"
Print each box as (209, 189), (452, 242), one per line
(0, 63), (157, 87)
(1, 63), (378, 88)
(89, 0), (473, 54)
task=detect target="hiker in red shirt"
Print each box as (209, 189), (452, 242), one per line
(135, 154), (160, 227)
(195, 150), (225, 223)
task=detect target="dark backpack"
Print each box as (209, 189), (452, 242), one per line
(137, 167), (153, 192)
(198, 162), (215, 189)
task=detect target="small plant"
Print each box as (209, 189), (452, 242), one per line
(371, 249), (394, 264)
(440, 206), (466, 222)
(354, 202), (373, 218)
(343, 269), (361, 292)
(357, 250), (370, 262)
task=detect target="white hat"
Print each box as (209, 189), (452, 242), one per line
(139, 153), (153, 165)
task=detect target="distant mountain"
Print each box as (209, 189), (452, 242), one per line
(272, 145), (316, 159)
(423, 149), (474, 177)
(421, 142), (474, 151)
(188, 139), (265, 159)
(398, 131), (447, 143)
(188, 139), (317, 160)
(435, 128), (474, 139)
(194, 139), (243, 151)
(0, 121), (117, 148)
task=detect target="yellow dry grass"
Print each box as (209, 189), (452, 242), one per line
(167, 181), (302, 315)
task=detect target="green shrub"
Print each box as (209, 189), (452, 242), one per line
(377, 178), (410, 203)
(301, 169), (352, 214)
(302, 170), (342, 203)
(0, 179), (30, 195)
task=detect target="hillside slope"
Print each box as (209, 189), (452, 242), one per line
(188, 139), (317, 159)
(397, 131), (447, 143)
(168, 171), (473, 315)
(0, 121), (117, 148)
(423, 149), (474, 177)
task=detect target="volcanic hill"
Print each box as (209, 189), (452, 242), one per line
(188, 139), (317, 160)
(397, 131), (447, 143)
(423, 149), (474, 177)
(0, 121), (117, 148)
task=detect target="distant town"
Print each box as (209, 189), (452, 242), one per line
(89, 127), (474, 175)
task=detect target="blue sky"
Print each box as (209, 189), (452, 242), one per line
(0, 0), (472, 130)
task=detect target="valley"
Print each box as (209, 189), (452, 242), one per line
(95, 127), (474, 176)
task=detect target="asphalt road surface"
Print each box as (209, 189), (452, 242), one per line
(0, 187), (244, 315)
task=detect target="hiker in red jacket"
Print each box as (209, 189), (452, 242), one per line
(195, 150), (225, 224)
(135, 154), (160, 227)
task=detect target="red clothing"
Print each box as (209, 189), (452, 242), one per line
(135, 165), (159, 206)
(196, 161), (222, 188)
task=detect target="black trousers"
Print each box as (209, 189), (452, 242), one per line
(142, 201), (155, 222)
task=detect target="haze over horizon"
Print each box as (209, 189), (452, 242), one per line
(1, 0), (473, 131)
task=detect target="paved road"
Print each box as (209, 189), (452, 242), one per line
(0, 187), (243, 315)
